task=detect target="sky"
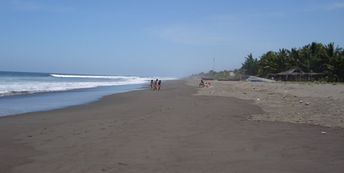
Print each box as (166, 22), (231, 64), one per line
(0, 0), (343, 77)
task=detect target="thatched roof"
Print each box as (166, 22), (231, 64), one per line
(201, 77), (215, 80)
(277, 67), (323, 76)
(277, 67), (304, 75)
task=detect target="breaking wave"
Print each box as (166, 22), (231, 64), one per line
(0, 73), (176, 97)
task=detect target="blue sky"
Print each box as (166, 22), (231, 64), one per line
(0, 0), (343, 77)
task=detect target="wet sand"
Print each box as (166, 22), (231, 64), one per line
(1, 80), (344, 173)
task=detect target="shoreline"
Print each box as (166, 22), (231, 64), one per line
(0, 90), (145, 119)
(0, 87), (146, 119)
(0, 84), (146, 118)
(0, 85), (152, 173)
(1, 80), (344, 173)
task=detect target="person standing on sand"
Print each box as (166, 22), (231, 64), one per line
(150, 80), (154, 89)
(154, 79), (158, 90)
(199, 80), (205, 88)
(158, 80), (162, 91)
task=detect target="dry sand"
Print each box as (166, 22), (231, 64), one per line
(192, 80), (344, 128)
(1, 80), (344, 173)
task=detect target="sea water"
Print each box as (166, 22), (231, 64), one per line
(0, 71), (170, 117)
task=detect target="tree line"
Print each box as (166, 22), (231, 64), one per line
(241, 42), (344, 82)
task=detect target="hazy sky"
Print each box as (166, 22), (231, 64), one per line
(1, 0), (343, 77)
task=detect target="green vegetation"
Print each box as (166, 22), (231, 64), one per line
(195, 70), (242, 81)
(197, 42), (344, 82)
(241, 53), (259, 75)
(240, 42), (344, 82)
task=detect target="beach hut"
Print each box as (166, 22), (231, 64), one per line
(269, 67), (323, 81)
(201, 77), (215, 80)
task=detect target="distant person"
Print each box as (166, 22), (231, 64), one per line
(158, 80), (162, 91)
(150, 80), (154, 89)
(207, 81), (211, 87)
(199, 80), (205, 88)
(154, 79), (158, 90)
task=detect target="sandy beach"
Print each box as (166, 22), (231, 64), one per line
(1, 80), (344, 173)
(193, 80), (344, 128)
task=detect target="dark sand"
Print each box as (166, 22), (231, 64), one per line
(1, 80), (344, 173)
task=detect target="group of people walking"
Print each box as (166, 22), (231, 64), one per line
(150, 79), (162, 91)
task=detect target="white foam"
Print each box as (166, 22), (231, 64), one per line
(50, 74), (149, 80)
(50, 74), (177, 81)
(0, 81), (148, 97)
(0, 74), (177, 97)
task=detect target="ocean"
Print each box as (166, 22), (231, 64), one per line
(0, 71), (170, 117)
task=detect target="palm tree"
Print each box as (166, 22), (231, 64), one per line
(240, 42), (344, 81)
(258, 51), (279, 77)
(289, 48), (301, 67)
(241, 53), (258, 75)
(276, 48), (290, 71)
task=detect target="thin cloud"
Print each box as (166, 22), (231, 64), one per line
(205, 14), (237, 22)
(305, 2), (344, 12)
(206, 11), (288, 24)
(11, 0), (41, 11)
(327, 2), (344, 10)
(149, 25), (224, 45)
(8, 0), (73, 13)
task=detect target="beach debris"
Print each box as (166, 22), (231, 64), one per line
(299, 100), (303, 103)
(256, 98), (260, 101)
(118, 162), (128, 166)
(321, 131), (327, 134)
(305, 102), (311, 106)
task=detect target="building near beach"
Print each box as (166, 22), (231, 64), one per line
(269, 67), (324, 81)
